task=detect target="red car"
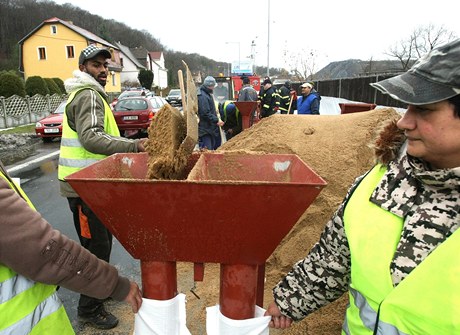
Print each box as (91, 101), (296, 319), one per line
(35, 101), (65, 142)
(112, 97), (159, 138)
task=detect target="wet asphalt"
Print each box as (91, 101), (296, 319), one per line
(8, 139), (140, 334)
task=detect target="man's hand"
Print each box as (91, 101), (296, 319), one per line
(217, 120), (224, 127)
(124, 281), (143, 313)
(264, 301), (293, 329)
(137, 138), (147, 152)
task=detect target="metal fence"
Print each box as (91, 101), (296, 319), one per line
(0, 94), (67, 129)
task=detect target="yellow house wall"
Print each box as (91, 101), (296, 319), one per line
(22, 23), (121, 94)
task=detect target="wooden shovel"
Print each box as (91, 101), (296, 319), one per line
(287, 94), (294, 115)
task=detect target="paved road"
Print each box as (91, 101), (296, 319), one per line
(10, 141), (140, 334)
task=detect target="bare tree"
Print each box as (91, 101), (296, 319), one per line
(361, 56), (375, 75)
(287, 48), (318, 81)
(386, 24), (457, 71)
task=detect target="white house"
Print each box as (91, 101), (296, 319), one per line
(130, 47), (168, 90)
(114, 42), (146, 86)
(148, 51), (168, 90)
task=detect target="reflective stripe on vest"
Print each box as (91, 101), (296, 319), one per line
(343, 164), (460, 335)
(0, 172), (74, 335)
(58, 88), (120, 181)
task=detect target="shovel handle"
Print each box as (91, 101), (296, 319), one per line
(178, 69), (187, 112)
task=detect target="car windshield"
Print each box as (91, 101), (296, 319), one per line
(115, 99), (148, 111)
(149, 97), (161, 108)
(118, 90), (150, 99)
(53, 102), (66, 114)
(168, 90), (181, 97)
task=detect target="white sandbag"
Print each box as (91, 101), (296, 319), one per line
(134, 293), (191, 335)
(206, 304), (271, 335)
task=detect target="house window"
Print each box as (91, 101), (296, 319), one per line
(38, 47), (47, 60)
(66, 45), (75, 59)
(50, 25), (57, 35)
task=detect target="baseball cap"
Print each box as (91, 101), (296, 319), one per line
(301, 82), (313, 89)
(79, 45), (111, 65)
(370, 38), (460, 105)
(203, 76), (217, 88)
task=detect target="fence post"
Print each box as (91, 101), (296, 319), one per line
(338, 78), (342, 98)
(1, 97), (7, 128)
(373, 75), (379, 104)
(27, 96), (33, 124)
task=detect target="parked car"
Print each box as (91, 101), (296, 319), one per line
(150, 95), (168, 113)
(165, 89), (182, 106)
(110, 88), (153, 109)
(35, 101), (65, 142)
(112, 97), (158, 138)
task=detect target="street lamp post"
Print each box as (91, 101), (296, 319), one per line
(267, 0), (270, 77)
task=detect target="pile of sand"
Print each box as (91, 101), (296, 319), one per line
(184, 108), (400, 334)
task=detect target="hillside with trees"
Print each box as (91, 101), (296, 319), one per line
(1, 0), (456, 87)
(0, 0), (284, 87)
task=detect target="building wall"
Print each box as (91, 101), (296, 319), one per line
(22, 23), (87, 81)
(22, 22), (121, 94)
(119, 56), (141, 84)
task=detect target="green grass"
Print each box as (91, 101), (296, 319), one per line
(0, 124), (35, 134)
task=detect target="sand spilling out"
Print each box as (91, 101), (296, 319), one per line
(144, 104), (190, 180)
(145, 62), (199, 180)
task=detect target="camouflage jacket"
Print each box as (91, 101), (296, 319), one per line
(273, 120), (460, 320)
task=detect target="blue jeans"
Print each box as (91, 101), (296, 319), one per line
(199, 134), (215, 150)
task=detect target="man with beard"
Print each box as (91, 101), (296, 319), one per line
(58, 45), (147, 329)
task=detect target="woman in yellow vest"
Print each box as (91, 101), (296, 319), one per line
(265, 39), (460, 334)
(0, 161), (142, 334)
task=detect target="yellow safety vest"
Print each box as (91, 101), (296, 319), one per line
(0, 172), (74, 334)
(343, 164), (460, 334)
(221, 100), (240, 125)
(58, 88), (120, 181)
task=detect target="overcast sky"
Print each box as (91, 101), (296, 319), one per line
(50, 0), (459, 71)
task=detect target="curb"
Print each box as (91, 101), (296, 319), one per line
(6, 150), (60, 176)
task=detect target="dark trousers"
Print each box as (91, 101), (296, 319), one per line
(67, 197), (113, 315)
(199, 134), (216, 150)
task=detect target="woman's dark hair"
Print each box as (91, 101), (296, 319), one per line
(448, 94), (460, 117)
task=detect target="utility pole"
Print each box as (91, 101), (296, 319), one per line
(267, 0), (270, 77)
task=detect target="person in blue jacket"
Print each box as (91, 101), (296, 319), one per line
(296, 82), (320, 114)
(197, 76), (224, 150)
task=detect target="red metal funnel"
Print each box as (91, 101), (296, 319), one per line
(65, 152), (326, 265)
(233, 101), (258, 129)
(66, 152), (326, 318)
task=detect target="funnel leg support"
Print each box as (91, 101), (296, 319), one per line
(220, 264), (257, 320)
(242, 115), (251, 130)
(141, 260), (177, 300)
(256, 263), (265, 307)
